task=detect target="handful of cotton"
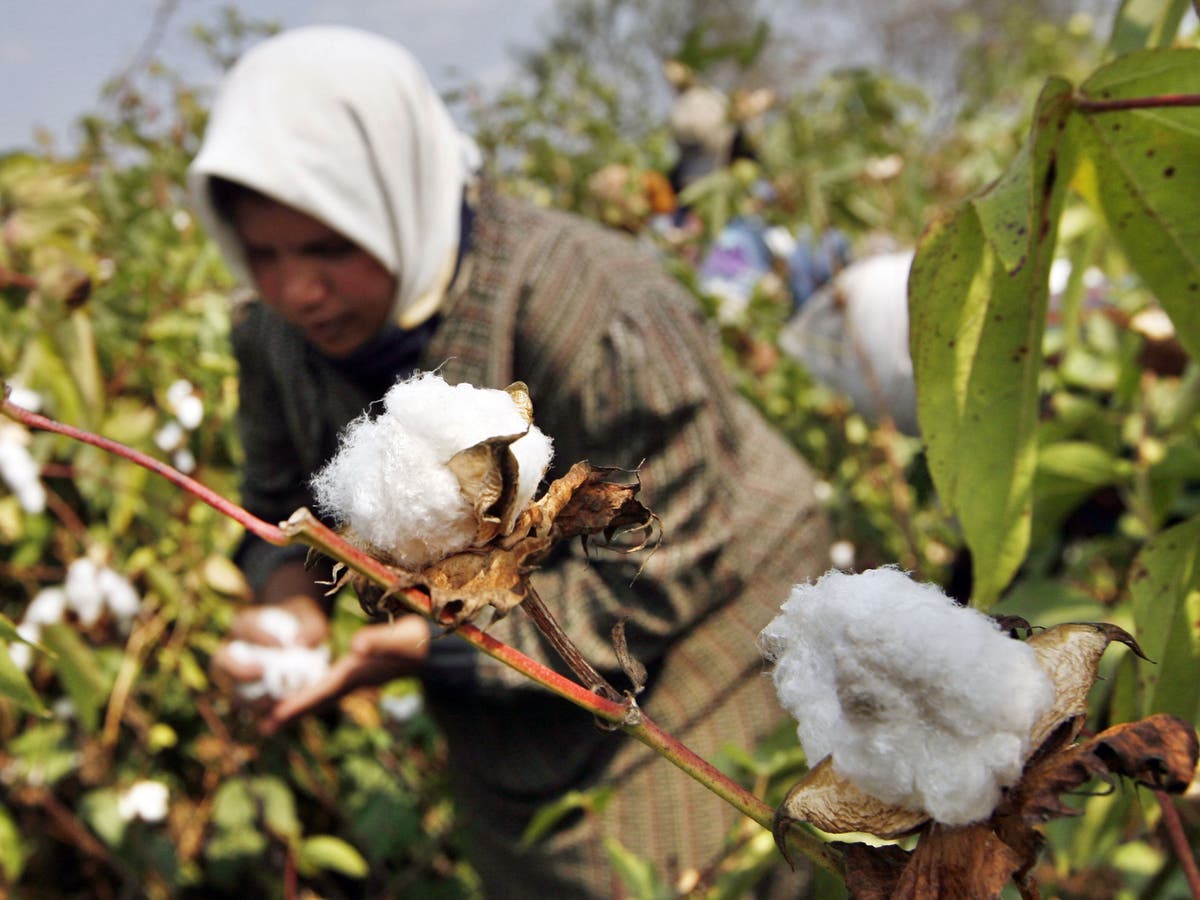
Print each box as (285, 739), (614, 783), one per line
(308, 372), (652, 627)
(226, 607), (330, 701)
(760, 566), (1056, 833)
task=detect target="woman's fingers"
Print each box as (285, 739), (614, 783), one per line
(262, 615), (431, 733)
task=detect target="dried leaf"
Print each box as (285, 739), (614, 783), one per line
(891, 823), (1022, 900)
(774, 756), (929, 852)
(839, 842), (911, 900)
(360, 461), (656, 628)
(548, 464), (657, 547)
(1012, 713), (1199, 824)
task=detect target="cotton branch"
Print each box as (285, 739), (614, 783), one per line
(0, 383), (844, 879)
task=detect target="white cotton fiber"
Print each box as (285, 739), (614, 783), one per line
(226, 640), (331, 701)
(759, 566), (1055, 826)
(311, 372), (554, 568)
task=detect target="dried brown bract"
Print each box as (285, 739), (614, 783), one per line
(357, 460), (657, 627)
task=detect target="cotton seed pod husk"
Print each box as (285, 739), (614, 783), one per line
(774, 755), (930, 848)
(1024, 622), (1148, 753)
(354, 460), (657, 627)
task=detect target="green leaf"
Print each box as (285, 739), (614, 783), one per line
(0, 635), (48, 716)
(211, 778), (256, 831)
(1129, 514), (1200, 722)
(1107, 0), (1190, 55)
(1074, 49), (1200, 362)
(910, 78), (1078, 607)
(519, 786), (613, 850)
(0, 802), (26, 883)
(249, 776), (300, 843)
(604, 837), (671, 900)
(80, 788), (127, 847)
(296, 835), (368, 879)
(40, 623), (111, 733)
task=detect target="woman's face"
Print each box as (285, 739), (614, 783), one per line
(231, 195), (396, 358)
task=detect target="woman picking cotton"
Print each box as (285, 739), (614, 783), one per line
(190, 26), (829, 897)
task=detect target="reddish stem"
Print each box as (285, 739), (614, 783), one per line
(1155, 790), (1200, 900)
(2, 390), (284, 545)
(1, 387), (844, 878)
(1075, 92), (1200, 113)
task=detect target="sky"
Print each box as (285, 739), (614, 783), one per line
(1, 0), (558, 153)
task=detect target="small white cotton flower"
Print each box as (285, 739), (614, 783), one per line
(172, 448), (196, 474)
(97, 568), (141, 623)
(0, 435), (46, 514)
(174, 396), (203, 430)
(171, 209), (192, 232)
(25, 587), (67, 627)
(154, 421), (185, 452)
(226, 641), (331, 701)
(96, 258), (116, 281)
(117, 780), (170, 823)
(8, 622), (40, 672)
(5, 385), (41, 412)
(381, 692), (423, 723)
(65, 558), (104, 627)
(760, 566), (1055, 826)
(829, 540), (856, 570)
(312, 372), (554, 568)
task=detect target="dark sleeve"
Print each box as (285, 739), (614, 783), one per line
(230, 305), (313, 592)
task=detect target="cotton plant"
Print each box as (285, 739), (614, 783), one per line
(760, 566), (1199, 897)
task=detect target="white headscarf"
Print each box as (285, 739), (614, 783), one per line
(189, 26), (477, 328)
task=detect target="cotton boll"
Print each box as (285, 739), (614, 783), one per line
(117, 780), (170, 823)
(154, 420), (185, 452)
(174, 395), (204, 430)
(65, 558), (105, 627)
(9, 621), (40, 671)
(97, 568), (141, 623)
(313, 372), (554, 568)
(0, 436), (45, 514)
(25, 587), (67, 627)
(760, 566), (1055, 826)
(5, 385), (42, 412)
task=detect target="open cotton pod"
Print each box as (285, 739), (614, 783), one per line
(312, 373), (553, 569)
(762, 568), (1198, 897)
(310, 372), (655, 626)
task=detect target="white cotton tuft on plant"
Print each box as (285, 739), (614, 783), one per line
(63, 558), (142, 627)
(759, 566), (1056, 826)
(117, 780), (170, 823)
(25, 587), (67, 627)
(8, 621), (40, 672)
(311, 372), (554, 568)
(0, 428), (46, 515)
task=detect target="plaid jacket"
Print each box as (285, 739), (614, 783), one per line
(232, 191), (829, 896)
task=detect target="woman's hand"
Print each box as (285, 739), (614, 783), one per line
(263, 614), (430, 733)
